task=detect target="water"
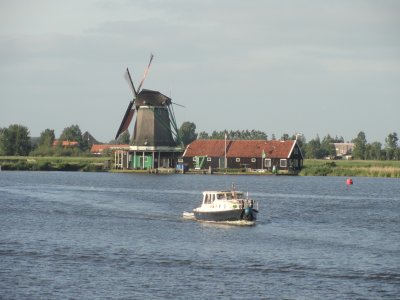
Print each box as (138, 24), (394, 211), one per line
(1, 172), (399, 299)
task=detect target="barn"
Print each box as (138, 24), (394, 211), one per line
(181, 139), (303, 173)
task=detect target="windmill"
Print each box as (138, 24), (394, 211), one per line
(114, 54), (183, 169)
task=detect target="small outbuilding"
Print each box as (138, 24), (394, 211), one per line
(181, 139), (303, 173)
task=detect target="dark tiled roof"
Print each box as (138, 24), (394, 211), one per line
(183, 140), (296, 158)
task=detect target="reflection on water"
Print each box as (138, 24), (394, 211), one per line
(0, 172), (399, 299)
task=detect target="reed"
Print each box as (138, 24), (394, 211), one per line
(301, 160), (400, 178)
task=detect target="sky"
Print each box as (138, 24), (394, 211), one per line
(1, 0), (399, 144)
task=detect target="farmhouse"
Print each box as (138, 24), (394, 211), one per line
(90, 144), (129, 156)
(181, 139), (303, 173)
(52, 140), (79, 147)
(333, 142), (354, 159)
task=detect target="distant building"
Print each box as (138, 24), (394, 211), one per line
(82, 131), (99, 148)
(333, 143), (354, 159)
(90, 144), (130, 156)
(181, 139), (303, 173)
(52, 140), (79, 147)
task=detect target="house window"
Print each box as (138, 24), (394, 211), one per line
(207, 157), (212, 162)
(294, 147), (298, 155)
(280, 159), (287, 167)
(265, 159), (271, 167)
(178, 158), (183, 163)
(251, 158), (256, 163)
(236, 158), (240, 162)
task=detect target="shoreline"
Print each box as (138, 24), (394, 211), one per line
(1, 156), (399, 178)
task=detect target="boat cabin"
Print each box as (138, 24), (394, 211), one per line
(202, 191), (244, 204)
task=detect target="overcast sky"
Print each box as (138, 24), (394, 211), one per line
(1, 0), (399, 143)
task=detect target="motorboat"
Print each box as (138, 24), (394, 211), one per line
(191, 185), (258, 223)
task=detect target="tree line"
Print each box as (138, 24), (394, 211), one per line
(0, 124), (99, 157)
(1, 122), (399, 160)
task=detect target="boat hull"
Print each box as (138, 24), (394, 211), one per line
(193, 208), (257, 222)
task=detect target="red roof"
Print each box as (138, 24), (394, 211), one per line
(183, 140), (227, 157)
(183, 140), (297, 159)
(52, 140), (79, 147)
(90, 144), (130, 153)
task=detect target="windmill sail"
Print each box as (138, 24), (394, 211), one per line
(137, 53), (154, 93)
(115, 101), (135, 139)
(124, 68), (137, 97)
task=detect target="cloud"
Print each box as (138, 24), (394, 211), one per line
(0, 0), (399, 143)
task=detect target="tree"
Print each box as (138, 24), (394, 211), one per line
(384, 132), (398, 160)
(211, 130), (225, 139)
(39, 129), (55, 147)
(304, 135), (322, 159)
(366, 142), (383, 160)
(117, 130), (130, 144)
(59, 124), (84, 150)
(198, 129), (268, 140)
(352, 131), (367, 160)
(179, 122), (198, 146)
(0, 124), (31, 156)
(30, 129), (56, 156)
(320, 134), (336, 158)
(197, 131), (209, 139)
(281, 133), (289, 141)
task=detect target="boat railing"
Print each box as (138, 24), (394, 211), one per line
(241, 199), (258, 211)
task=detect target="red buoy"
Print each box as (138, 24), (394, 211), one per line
(346, 178), (353, 185)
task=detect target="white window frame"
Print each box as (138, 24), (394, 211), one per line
(280, 159), (287, 168)
(265, 159), (271, 167)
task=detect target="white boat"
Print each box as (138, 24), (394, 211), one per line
(191, 185), (259, 223)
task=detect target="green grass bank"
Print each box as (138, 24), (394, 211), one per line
(300, 159), (400, 178)
(0, 156), (110, 172)
(1, 156), (400, 178)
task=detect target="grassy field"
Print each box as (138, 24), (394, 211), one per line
(0, 156), (111, 172)
(301, 159), (400, 178)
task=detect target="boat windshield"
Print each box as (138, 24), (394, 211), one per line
(204, 191), (245, 202)
(216, 193), (223, 199)
(216, 192), (244, 200)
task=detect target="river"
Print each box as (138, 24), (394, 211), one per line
(1, 171), (399, 299)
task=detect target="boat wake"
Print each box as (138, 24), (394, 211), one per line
(182, 211), (255, 226)
(182, 211), (195, 220)
(200, 220), (256, 226)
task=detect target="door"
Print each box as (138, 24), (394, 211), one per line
(161, 158), (170, 168)
(194, 156), (206, 169)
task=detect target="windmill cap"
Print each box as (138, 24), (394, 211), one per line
(136, 89), (171, 106)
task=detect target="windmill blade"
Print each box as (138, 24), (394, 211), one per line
(171, 101), (185, 108)
(115, 100), (135, 139)
(137, 53), (154, 93)
(124, 68), (137, 97)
